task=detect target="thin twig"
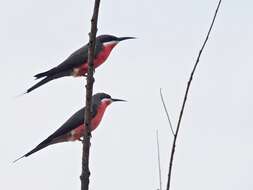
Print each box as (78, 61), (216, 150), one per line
(166, 1), (222, 190)
(80, 1), (101, 190)
(160, 88), (174, 135)
(156, 130), (162, 190)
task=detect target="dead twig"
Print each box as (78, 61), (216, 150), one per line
(160, 88), (174, 135)
(165, 1), (222, 190)
(156, 130), (162, 190)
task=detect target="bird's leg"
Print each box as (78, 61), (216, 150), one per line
(78, 137), (83, 142)
(87, 131), (92, 138)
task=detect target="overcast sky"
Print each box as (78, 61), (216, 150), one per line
(1, 0), (253, 189)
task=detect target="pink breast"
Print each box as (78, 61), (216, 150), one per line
(90, 101), (109, 129)
(74, 43), (117, 76)
(94, 43), (117, 67)
(68, 101), (110, 141)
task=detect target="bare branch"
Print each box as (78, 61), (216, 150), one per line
(156, 130), (162, 190)
(80, 1), (101, 190)
(160, 88), (174, 136)
(166, 1), (222, 190)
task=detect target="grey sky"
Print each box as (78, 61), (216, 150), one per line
(1, 0), (252, 189)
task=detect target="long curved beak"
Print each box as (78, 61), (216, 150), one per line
(117, 37), (136, 41)
(111, 98), (127, 102)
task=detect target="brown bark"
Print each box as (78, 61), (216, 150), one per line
(80, 1), (101, 190)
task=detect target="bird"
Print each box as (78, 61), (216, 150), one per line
(14, 93), (126, 162)
(25, 34), (135, 93)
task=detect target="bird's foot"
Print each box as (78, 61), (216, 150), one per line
(78, 137), (83, 142)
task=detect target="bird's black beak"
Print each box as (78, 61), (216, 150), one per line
(117, 37), (136, 41)
(111, 98), (127, 102)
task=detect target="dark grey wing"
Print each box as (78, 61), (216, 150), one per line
(13, 106), (99, 162)
(33, 45), (88, 79)
(58, 40), (103, 69)
(13, 108), (85, 162)
(48, 104), (98, 140)
(56, 44), (89, 70)
(47, 107), (85, 140)
(44, 40), (103, 76)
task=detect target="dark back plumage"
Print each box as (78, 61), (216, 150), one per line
(13, 93), (112, 162)
(46, 93), (111, 140)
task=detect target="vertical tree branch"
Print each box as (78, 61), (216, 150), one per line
(156, 130), (162, 190)
(166, 1), (222, 190)
(80, 1), (101, 190)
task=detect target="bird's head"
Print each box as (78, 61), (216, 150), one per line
(92, 92), (126, 106)
(97, 34), (135, 48)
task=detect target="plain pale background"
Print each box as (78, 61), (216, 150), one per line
(1, 0), (252, 189)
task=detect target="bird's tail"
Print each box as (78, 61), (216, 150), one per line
(13, 138), (52, 163)
(26, 71), (70, 93)
(33, 67), (59, 79)
(26, 76), (55, 93)
(34, 71), (50, 79)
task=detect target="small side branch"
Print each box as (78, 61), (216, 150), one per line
(166, 1), (222, 190)
(156, 130), (162, 190)
(160, 88), (174, 136)
(80, 1), (101, 190)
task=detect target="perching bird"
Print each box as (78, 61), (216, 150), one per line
(14, 93), (125, 162)
(26, 35), (135, 93)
